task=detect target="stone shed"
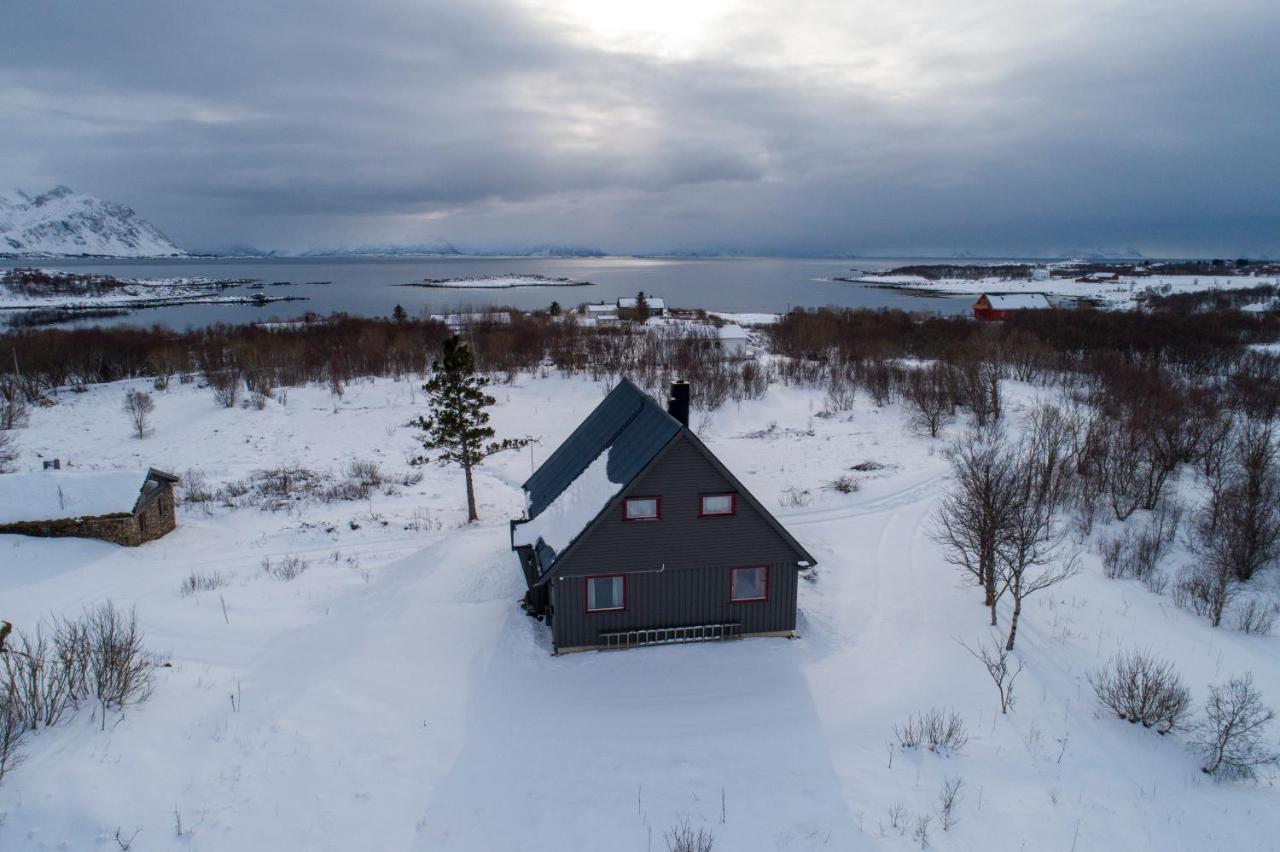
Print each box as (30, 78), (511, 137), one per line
(0, 467), (179, 546)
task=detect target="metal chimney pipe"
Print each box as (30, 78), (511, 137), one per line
(667, 380), (690, 427)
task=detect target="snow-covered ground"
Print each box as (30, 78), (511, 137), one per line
(2, 374), (1278, 850)
(853, 274), (1279, 309)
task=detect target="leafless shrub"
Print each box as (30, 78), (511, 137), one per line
(1088, 648), (1191, 734)
(664, 818), (714, 852)
(400, 469), (424, 487)
(936, 777), (964, 831)
(894, 707), (968, 755)
(178, 469), (214, 505)
(1172, 563), (1236, 627)
(823, 474), (859, 494)
(243, 390), (269, 410)
(85, 602), (155, 713)
(347, 459), (384, 486)
(208, 368), (241, 408)
(1099, 523), (1166, 583)
(886, 802), (909, 834)
(113, 827), (141, 850)
(912, 813), (933, 849)
(1232, 596), (1278, 636)
(959, 637), (1023, 714)
(905, 365), (954, 438)
(778, 486), (812, 508)
(406, 507), (440, 532)
(122, 389), (155, 439)
(178, 570), (227, 597)
(1142, 569), (1169, 596)
(0, 431), (16, 473)
(263, 554), (308, 581)
(0, 684), (26, 783)
(1193, 674), (1279, 781)
(0, 377), (29, 430)
(0, 614), (89, 726)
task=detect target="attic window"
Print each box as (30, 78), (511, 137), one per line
(586, 575), (626, 612)
(730, 566), (768, 602)
(623, 497), (660, 521)
(700, 493), (736, 516)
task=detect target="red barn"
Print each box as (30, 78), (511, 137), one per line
(973, 293), (1053, 321)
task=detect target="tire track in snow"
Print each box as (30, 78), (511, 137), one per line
(779, 473), (947, 526)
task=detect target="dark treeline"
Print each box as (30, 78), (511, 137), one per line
(2, 304), (1279, 421)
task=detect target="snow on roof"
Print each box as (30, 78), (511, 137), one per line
(617, 297), (665, 309)
(514, 379), (681, 572)
(717, 323), (749, 340)
(0, 469), (151, 524)
(983, 293), (1053, 310)
(512, 452), (621, 553)
(585, 303), (616, 313)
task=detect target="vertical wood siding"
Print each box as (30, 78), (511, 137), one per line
(549, 432), (808, 649)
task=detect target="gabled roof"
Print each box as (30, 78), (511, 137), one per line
(980, 293), (1053, 310)
(618, 297), (665, 309)
(514, 379), (681, 570)
(0, 468), (173, 525)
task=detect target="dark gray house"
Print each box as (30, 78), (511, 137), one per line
(511, 379), (815, 653)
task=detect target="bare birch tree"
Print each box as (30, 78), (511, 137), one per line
(932, 425), (1018, 625)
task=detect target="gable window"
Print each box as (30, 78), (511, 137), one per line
(700, 493), (736, 517)
(730, 566), (768, 602)
(623, 497), (660, 521)
(586, 575), (626, 612)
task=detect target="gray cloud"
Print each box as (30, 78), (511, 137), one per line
(1, 0), (1277, 255)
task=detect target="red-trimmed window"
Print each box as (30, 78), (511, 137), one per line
(586, 575), (626, 612)
(730, 566), (768, 602)
(700, 493), (736, 517)
(623, 496), (660, 521)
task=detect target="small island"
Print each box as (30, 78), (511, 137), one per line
(398, 274), (593, 289)
(0, 267), (307, 325)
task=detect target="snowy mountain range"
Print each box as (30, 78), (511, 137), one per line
(293, 241), (606, 258)
(0, 186), (185, 257)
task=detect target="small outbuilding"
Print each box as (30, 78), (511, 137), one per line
(511, 379), (815, 653)
(973, 293), (1054, 321)
(0, 468), (179, 546)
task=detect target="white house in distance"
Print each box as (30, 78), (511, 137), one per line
(716, 323), (750, 359)
(583, 303), (619, 325)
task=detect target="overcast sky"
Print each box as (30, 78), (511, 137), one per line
(2, 0), (1277, 256)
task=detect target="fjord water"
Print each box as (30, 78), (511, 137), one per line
(2, 255), (973, 328)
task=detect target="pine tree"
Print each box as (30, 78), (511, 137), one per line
(392, 304), (408, 323)
(410, 335), (529, 522)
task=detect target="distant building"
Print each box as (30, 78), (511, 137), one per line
(430, 311), (513, 330)
(511, 379), (815, 653)
(1031, 267), (1051, 281)
(0, 468), (179, 546)
(1078, 271), (1121, 282)
(617, 296), (666, 317)
(716, 324), (750, 359)
(583, 303), (619, 325)
(973, 293), (1054, 321)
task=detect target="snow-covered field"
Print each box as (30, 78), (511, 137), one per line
(853, 274), (1279, 310)
(2, 373), (1278, 850)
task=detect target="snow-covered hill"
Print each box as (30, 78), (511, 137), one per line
(0, 186), (185, 257)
